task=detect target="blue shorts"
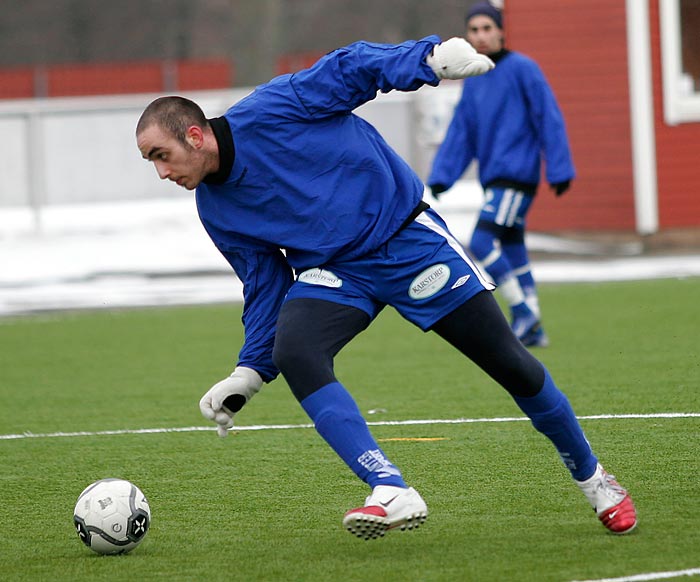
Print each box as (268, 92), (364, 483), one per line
(284, 208), (495, 330)
(479, 186), (535, 228)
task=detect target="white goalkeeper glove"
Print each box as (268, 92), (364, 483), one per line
(426, 37), (495, 80)
(199, 366), (263, 437)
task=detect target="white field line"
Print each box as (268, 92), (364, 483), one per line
(570, 566), (700, 582)
(1, 412), (698, 441)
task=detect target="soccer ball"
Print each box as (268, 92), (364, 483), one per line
(73, 478), (151, 555)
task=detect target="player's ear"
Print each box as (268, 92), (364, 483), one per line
(185, 125), (204, 149)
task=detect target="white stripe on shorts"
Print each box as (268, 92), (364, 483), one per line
(415, 212), (494, 290)
(495, 188), (513, 225)
(495, 188), (524, 227)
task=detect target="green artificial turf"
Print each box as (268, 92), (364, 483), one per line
(1, 278), (698, 581)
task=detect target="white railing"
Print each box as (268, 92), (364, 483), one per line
(0, 82), (481, 234)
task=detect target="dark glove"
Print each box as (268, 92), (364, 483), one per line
(428, 183), (448, 200)
(551, 180), (571, 197)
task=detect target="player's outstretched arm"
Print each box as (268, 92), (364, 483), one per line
(290, 36), (441, 114)
(199, 367), (263, 437)
(426, 37), (495, 80)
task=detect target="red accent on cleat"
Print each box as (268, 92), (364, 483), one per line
(344, 505), (387, 519)
(598, 495), (637, 534)
(576, 464), (638, 535)
(342, 486), (428, 540)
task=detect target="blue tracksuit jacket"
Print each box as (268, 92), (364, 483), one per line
(428, 50), (574, 192)
(195, 36), (441, 381)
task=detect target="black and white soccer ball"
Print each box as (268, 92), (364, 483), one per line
(73, 478), (151, 555)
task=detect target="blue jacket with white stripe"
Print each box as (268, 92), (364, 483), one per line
(195, 36), (441, 381)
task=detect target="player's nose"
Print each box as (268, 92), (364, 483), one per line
(154, 162), (170, 180)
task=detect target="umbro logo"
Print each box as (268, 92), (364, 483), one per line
(451, 274), (471, 289)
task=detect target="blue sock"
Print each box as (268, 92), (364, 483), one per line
(513, 367), (598, 481)
(511, 302), (533, 318)
(301, 382), (407, 489)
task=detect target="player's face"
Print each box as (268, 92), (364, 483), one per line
(466, 15), (504, 56)
(137, 124), (208, 191)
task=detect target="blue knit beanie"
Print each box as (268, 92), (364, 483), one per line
(466, 2), (503, 29)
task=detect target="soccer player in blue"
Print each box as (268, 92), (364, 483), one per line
(428, 2), (575, 348)
(136, 35), (636, 538)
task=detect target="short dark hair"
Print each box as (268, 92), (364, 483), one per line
(136, 96), (208, 145)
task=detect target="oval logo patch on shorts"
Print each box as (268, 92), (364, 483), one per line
(408, 264), (451, 300)
(298, 268), (343, 288)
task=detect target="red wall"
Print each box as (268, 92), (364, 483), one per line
(0, 59), (233, 99)
(506, 0), (636, 231)
(649, 0), (700, 228)
(0, 68), (35, 99)
(47, 62), (164, 97)
(276, 52), (325, 76)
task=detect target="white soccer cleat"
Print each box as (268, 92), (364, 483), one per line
(576, 463), (637, 534)
(342, 485), (428, 540)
